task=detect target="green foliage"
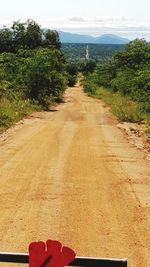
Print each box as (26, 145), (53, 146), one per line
(0, 20), (70, 130)
(110, 70), (135, 94)
(83, 39), (150, 122)
(25, 20), (42, 49)
(86, 85), (146, 123)
(111, 95), (144, 122)
(19, 48), (67, 107)
(66, 63), (78, 86)
(0, 20), (61, 53)
(113, 39), (150, 69)
(0, 47), (67, 107)
(67, 75), (77, 87)
(43, 30), (61, 50)
(80, 60), (96, 75)
(83, 73), (99, 95)
(0, 96), (40, 129)
(0, 99), (13, 127)
(62, 43), (123, 63)
(95, 63), (116, 87)
(0, 28), (13, 52)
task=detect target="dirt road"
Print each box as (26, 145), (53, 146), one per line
(0, 85), (150, 267)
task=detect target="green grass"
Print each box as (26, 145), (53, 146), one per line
(88, 86), (150, 124)
(0, 97), (41, 132)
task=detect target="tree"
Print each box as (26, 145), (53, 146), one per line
(11, 21), (26, 51)
(113, 39), (150, 70)
(43, 30), (61, 50)
(66, 63), (78, 86)
(22, 48), (67, 107)
(0, 20), (63, 53)
(0, 28), (13, 52)
(25, 19), (42, 49)
(80, 60), (96, 75)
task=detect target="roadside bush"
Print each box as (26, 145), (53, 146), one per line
(66, 63), (78, 87)
(83, 74), (98, 96)
(80, 60), (96, 75)
(0, 44), (68, 112)
(83, 39), (150, 123)
(111, 96), (144, 122)
(67, 75), (77, 87)
(110, 70), (135, 94)
(0, 20), (72, 131)
(84, 81), (146, 123)
(0, 96), (40, 129)
(20, 49), (67, 107)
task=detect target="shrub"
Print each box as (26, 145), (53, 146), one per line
(112, 97), (144, 122)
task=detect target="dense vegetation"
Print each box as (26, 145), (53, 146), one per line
(1, 21), (150, 131)
(0, 20), (75, 130)
(83, 39), (150, 123)
(62, 43), (123, 63)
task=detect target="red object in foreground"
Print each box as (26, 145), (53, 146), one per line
(29, 240), (76, 267)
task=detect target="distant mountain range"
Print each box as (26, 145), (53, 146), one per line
(59, 31), (130, 44)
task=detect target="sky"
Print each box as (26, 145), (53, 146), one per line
(0, 0), (150, 40)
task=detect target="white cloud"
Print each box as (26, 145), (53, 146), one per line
(43, 17), (150, 40)
(1, 16), (150, 40)
(69, 17), (85, 22)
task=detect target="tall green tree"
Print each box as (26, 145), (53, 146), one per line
(0, 28), (13, 52)
(43, 30), (61, 50)
(11, 21), (26, 51)
(25, 19), (42, 49)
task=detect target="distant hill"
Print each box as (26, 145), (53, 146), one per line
(59, 32), (94, 43)
(59, 32), (130, 44)
(95, 34), (130, 44)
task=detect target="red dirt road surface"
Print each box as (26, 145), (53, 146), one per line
(0, 85), (150, 267)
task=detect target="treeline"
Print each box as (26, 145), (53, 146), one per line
(0, 19), (61, 52)
(62, 43), (123, 63)
(0, 20), (78, 130)
(83, 39), (150, 122)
